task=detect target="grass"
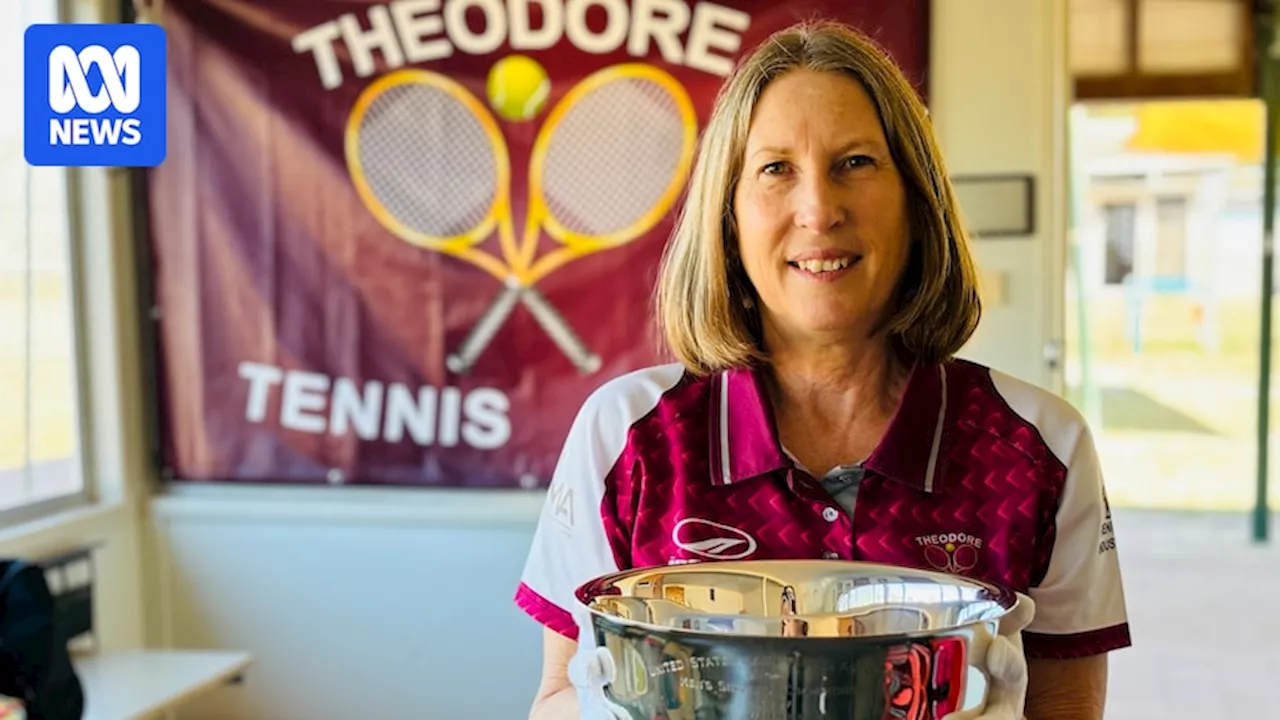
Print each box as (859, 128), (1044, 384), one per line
(1067, 292), (1280, 512)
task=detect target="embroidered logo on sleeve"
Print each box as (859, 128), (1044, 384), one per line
(1098, 505), (1116, 554)
(548, 481), (573, 532)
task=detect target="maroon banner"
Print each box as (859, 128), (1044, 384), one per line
(148, 0), (929, 488)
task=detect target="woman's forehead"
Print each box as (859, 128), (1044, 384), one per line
(743, 71), (886, 151)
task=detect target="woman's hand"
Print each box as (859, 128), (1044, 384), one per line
(567, 646), (630, 720)
(943, 592), (1035, 720)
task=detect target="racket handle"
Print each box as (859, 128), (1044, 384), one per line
(448, 281), (522, 375)
(521, 287), (602, 375)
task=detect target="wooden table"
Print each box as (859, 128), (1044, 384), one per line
(74, 650), (251, 720)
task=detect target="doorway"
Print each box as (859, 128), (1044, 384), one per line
(1066, 98), (1274, 512)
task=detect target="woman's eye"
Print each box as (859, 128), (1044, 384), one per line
(761, 161), (788, 176)
(841, 155), (874, 170)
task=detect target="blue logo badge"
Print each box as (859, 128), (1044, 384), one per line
(24, 23), (167, 167)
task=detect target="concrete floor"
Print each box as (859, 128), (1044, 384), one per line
(1104, 508), (1280, 719)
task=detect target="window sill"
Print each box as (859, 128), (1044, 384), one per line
(152, 483), (546, 528)
(0, 499), (128, 556)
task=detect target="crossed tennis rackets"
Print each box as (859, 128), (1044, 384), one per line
(344, 62), (698, 375)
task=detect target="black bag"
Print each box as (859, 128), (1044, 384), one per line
(0, 560), (85, 720)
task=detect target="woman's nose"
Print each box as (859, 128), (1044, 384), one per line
(792, 175), (845, 232)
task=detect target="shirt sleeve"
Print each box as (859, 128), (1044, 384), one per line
(1025, 422), (1132, 659)
(514, 391), (634, 642)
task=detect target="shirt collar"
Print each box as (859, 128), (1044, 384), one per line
(708, 366), (790, 486)
(709, 361), (952, 492)
(863, 361), (951, 493)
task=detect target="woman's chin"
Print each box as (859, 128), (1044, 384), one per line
(774, 314), (876, 344)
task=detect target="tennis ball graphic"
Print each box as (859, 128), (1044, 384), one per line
(487, 55), (551, 122)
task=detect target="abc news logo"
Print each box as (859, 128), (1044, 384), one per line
(48, 44), (143, 147)
(24, 24), (166, 167)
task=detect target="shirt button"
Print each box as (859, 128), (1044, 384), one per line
(822, 551), (840, 560)
(822, 507), (840, 522)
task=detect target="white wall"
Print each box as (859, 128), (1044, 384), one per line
(148, 487), (545, 718)
(140, 2), (1071, 719)
(940, 0), (1068, 392)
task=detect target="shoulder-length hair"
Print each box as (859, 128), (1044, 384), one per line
(654, 20), (982, 375)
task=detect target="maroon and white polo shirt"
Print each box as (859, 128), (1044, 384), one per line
(515, 359), (1131, 660)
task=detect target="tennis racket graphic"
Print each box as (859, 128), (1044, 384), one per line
(346, 63), (696, 376)
(450, 65), (698, 374)
(346, 70), (518, 285)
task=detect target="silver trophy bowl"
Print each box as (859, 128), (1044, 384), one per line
(575, 560), (1019, 720)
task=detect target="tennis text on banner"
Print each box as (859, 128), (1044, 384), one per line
(291, 0), (752, 90)
(237, 362), (512, 450)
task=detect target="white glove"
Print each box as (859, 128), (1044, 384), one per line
(942, 591), (1035, 720)
(567, 644), (630, 720)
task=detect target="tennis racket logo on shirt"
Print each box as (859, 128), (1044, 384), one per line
(345, 61), (698, 375)
(919, 536), (982, 575)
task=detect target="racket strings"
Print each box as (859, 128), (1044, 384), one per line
(541, 78), (687, 237)
(357, 83), (498, 239)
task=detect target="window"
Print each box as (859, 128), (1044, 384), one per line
(1103, 202), (1137, 285)
(1071, 0), (1255, 99)
(1154, 196), (1188, 280)
(0, 0), (86, 517)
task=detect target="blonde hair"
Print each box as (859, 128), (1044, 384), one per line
(654, 20), (981, 375)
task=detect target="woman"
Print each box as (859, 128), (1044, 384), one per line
(516, 20), (1130, 720)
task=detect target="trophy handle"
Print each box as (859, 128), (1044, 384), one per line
(940, 622), (995, 720)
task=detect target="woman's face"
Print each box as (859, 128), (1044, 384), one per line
(732, 69), (910, 350)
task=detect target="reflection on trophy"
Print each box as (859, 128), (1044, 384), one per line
(575, 560), (1017, 720)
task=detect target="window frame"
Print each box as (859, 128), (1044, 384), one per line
(1072, 0), (1258, 101)
(1102, 201), (1139, 286)
(1152, 194), (1190, 281)
(0, 0), (95, 527)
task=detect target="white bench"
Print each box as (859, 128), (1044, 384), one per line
(74, 650), (251, 720)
